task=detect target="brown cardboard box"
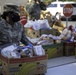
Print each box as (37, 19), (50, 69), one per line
(63, 42), (75, 56)
(40, 28), (60, 36)
(25, 28), (40, 38)
(0, 54), (47, 75)
(40, 11), (52, 23)
(0, 66), (2, 74)
(42, 43), (63, 59)
(74, 42), (76, 58)
(0, 59), (2, 74)
(52, 21), (65, 33)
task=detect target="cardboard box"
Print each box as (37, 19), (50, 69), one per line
(74, 42), (76, 58)
(40, 28), (60, 36)
(52, 22), (65, 33)
(0, 65), (2, 74)
(63, 42), (75, 56)
(25, 28), (40, 38)
(0, 59), (2, 65)
(42, 43), (63, 59)
(0, 55), (47, 75)
(0, 59), (2, 74)
(25, 28), (60, 39)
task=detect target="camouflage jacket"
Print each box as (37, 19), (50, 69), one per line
(0, 19), (28, 46)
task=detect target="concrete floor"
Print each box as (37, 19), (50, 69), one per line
(46, 56), (76, 75)
(47, 63), (76, 75)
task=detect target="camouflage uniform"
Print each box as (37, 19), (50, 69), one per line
(0, 19), (28, 46)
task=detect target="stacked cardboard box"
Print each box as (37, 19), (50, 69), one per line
(0, 54), (47, 75)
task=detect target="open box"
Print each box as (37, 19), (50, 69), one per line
(63, 42), (75, 56)
(42, 43), (63, 59)
(0, 54), (47, 75)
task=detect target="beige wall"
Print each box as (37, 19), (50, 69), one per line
(0, 0), (28, 13)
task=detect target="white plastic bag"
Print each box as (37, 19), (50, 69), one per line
(1, 45), (18, 58)
(24, 20), (34, 28)
(37, 19), (52, 30)
(33, 45), (45, 56)
(24, 19), (52, 30)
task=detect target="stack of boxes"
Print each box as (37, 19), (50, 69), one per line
(24, 27), (76, 58)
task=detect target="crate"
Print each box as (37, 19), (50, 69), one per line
(0, 55), (47, 75)
(42, 43), (63, 59)
(25, 28), (40, 38)
(63, 42), (75, 56)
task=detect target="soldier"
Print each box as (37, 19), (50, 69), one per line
(31, 0), (41, 20)
(0, 5), (28, 46)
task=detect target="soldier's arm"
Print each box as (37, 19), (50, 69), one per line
(20, 25), (29, 45)
(0, 21), (4, 45)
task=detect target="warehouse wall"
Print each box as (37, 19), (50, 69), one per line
(0, 0), (28, 13)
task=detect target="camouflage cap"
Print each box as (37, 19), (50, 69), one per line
(3, 4), (20, 13)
